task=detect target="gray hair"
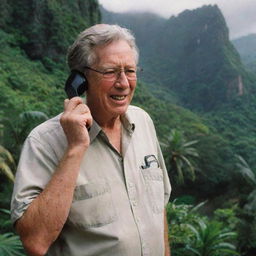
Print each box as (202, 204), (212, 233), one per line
(67, 24), (139, 72)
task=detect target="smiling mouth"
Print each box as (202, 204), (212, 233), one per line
(110, 95), (126, 100)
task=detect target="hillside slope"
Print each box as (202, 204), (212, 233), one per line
(0, 0), (209, 144)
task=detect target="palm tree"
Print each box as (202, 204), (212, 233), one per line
(0, 145), (15, 182)
(162, 129), (199, 184)
(166, 201), (207, 256)
(235, 155), (256, 188)
(235, 155), (256, 252)
(3, 110), (48, 159)
(0, 233), (25, 256)
(0, 209), (25, 256)
(186, 220), (238, 256)
(235, 154), (256, 212)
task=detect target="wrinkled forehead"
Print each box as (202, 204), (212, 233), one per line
(92, 40), (137, 66)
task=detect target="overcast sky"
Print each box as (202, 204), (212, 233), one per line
(98, 0), (256, 39)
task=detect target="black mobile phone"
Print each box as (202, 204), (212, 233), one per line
(65, 70), (88, 99)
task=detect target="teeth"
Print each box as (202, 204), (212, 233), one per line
(111, 95), (126, 100)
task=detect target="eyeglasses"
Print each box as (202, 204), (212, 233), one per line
(84, 66), (141, 81)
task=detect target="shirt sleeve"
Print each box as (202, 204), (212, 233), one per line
(10, 135), (58, 224)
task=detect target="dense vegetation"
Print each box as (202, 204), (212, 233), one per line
(0, 1), (256, 255)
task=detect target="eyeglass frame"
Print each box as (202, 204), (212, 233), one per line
(84, 66), (142, 81)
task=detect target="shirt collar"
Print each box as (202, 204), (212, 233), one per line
(121, 112), (135, 136)
(89, 111), (136, 143)
(88, 120), (102, 143)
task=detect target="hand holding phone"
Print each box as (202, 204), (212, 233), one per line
(61, 97), (92, 150)
(62, 70), (92, 146)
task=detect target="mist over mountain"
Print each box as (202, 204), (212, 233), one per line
(232, 34), (256, 73)
(101, 5), (255, 112)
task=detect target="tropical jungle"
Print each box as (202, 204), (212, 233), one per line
(0, 0), (256, 255)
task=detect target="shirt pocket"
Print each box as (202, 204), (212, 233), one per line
(68, 179), (117, 229)
(141, 167), (165, 214)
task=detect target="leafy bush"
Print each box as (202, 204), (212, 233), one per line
(167, 201), (239, 256)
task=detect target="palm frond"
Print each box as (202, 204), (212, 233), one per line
(19, 111), (48, 121)
(186, 224), (200, 241)
(0, 233), (25, 256)
(235, 155), (256, 186)
(190, 201), (207, 213)
(0, 209), (11, 215)
(183, 140), (198, 147)
(176, 163), (185, 184)
(185, 246), (201, 256)
(180, 155), (195, 180)
(0, 145), (15, 167)
(0, 160), (14, 182)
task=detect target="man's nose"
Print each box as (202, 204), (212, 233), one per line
(115, 71), (129, 87)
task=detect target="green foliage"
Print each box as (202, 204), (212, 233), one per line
(206, 95), (256, 168)
(213, 206), (239, 232)
(235, 155), (256, 188)
(167, 201), (206, 255)
(0, 209), (25, 256)
(133, 82), (209, 141)
(0, 233), (25, 256)
(2, 111), (49, 160)
(0, 2), (256, 255)
(186, 133), (235, 199)
(0, 209), (12, 232)
(0, 31), (66, 118)
(4, 0), (101, 63)
(0, 145), (15, 182)
(186, 220), (238, 256)
(235, 155), (256, 252)
(162, 129), (199, 184)
(167, 201), (239, 256)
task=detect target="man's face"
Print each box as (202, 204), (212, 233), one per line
(86, 40), (137, 121)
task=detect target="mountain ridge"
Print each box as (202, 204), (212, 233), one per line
(101, 4), (254, 111)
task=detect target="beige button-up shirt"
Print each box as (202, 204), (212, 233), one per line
(11, 105), (171, 256)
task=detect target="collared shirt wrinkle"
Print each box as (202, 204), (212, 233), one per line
(11, 105), (171, 256)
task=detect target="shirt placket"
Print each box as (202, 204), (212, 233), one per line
(122, 129), (150, 256)
(122, 156), (150, 256)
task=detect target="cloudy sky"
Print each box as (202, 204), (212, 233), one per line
(98, 0), (256, 39)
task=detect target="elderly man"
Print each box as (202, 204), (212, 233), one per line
(11, 24), (171, 256)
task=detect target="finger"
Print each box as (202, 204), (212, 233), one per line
(81, 114), (93, 129)
(72, 103), (90, 115)
(85, 113), (93, 128)
(64, 99), (69, 110)
(76, 107), (93, 129)
(64, 97), (83, 112)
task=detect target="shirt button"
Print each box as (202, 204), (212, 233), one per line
(132, 201), (137, 207)
(128, 182), (134, 188)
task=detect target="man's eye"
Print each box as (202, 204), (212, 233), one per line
(126, 69), (136, 73)
(104, 70), (115, 75)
